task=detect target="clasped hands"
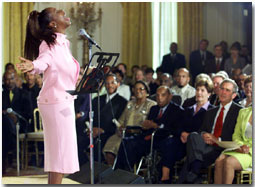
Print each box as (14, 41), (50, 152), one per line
(236, 145), (250, 154)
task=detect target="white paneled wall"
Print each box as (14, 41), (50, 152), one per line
(34, 2), (123, 66)
(203, 2), (248, 52)
(33, 2), (249, 67)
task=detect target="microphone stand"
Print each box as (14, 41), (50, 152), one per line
(67, 49), (119, 184)
(15, 115), (28, 176)
(16, 120), (20, 176)
(87, 42), (95, 184)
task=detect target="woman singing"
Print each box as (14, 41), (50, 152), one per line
(16, 7), (80, 184)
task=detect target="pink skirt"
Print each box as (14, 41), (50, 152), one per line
(38, 100), (80, 174)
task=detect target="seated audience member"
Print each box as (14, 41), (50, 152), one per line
(141, 65), (148, 73)
(35, 74), (43, 88)
(171, 68), (196, 106)
(220, 40), (230, 59)
(116, 86), (184, 174)
(86, 74), (127, 161)
(15, 73), (23, 89)
(154, 67), (163, 86)
(209, 71), (228, 106)
(205, 44), (226, 74)
(214, 106), (252, 184)
(2, 71), (32, 172)
(177, 79), (242, 184)
(160, 42), (186, 76)
(236, 72), (247, 101)
(22, 72), (41, 131)
(231, 68), (242, 84)
(131, 65), (140, 79)
(149, 73), (181, 106)
(75, 73), (90, 166)
(160, 78), (214, 183)
(240, 45), (252, 64)
(238, 75), (252, 107)
(145, 67), (158, 95)
(116, 63), (132, 85)
(182, 73), (212, 108)
(103, 81), (156, 165)
(160, 73), (174, 88)
(5, 62), (16, 72)
(113, 69), (131, 101)
(224, 44), (246, 77)
(130, 68), (146, 96)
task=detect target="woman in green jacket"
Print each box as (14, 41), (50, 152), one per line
(214, 106), (252, 184)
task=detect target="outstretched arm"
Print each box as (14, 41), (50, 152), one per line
(16, 57), (34, 73)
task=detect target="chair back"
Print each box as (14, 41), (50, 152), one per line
(33, 108), (43, 132)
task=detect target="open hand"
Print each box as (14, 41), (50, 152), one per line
(16, 57), (34, 73)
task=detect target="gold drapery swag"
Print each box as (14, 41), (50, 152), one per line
(3, 2), (34, 73)
(177, 2), (204, 70)
(121, 2), (153, 75)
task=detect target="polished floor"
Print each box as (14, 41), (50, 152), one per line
(2, 161), (80, 184)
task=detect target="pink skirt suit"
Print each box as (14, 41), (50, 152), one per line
(31, 33), (80, 174)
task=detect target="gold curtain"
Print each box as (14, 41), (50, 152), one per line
(177, 2), (204, 69)
(3, 2), (34, 72)
(122, 2), (152, 75)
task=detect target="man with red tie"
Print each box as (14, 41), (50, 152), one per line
(115, 86), (184, 176)
(178, 79), (242, 184)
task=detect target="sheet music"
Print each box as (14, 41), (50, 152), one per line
(215, 140), (240, 149)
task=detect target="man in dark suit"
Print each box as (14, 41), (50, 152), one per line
(190, 39), (213, 84)
(178, 79), (242, 183)
(2, 71), (32, 173)
(116, 86), (184, 174)
(22, 72), (41, 132)
(160, 42), (186, 76)
(88, 74), (127, 162)
(205, 44), (226, 74)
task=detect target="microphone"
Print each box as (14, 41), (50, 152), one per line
(7, 108), (27, 122)
(79, 29), (102, 51)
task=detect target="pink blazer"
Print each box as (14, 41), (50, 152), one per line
(32, 33), (80, 104)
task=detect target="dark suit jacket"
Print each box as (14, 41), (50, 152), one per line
(189, 50), (213, 82)
(199, 102), (242, 141)
(149, 94), (182, 106)
(146, 101), (184, 138)
(182, 96), (196, 108)
(91, 93), (127, 135)
(182, 104), (215, 133)
(2, 86), (33, 133)
(160, 53), (186, 76)
(204, 57), (226, 74)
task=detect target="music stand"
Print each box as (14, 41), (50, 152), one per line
(67, 52), (119, 184)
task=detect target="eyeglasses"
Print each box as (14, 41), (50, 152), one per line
(135, 87), (146, 91)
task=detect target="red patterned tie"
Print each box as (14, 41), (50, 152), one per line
(157, 109), (163, 119)
(213, 107), (224, 138)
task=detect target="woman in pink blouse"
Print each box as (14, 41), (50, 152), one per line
(17, 7), (80, 184)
